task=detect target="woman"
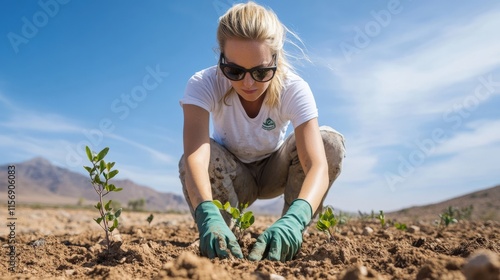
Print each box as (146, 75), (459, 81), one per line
(179, 1), (345, 262)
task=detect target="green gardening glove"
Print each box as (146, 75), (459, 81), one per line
(195, 201), (243, 259)
(248, 199), (312, 262)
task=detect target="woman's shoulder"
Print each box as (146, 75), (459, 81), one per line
(283, 70), (310, 89)
(189, 65), (218, 83)
(187, 65), (231, 94)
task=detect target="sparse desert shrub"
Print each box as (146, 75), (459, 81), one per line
(83, 146), (123, 252)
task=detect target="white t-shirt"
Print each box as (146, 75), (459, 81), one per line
(180, 65), (318, 163)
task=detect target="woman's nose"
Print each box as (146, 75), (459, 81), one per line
(242, 72), (255, 87)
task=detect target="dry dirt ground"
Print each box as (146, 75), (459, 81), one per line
(1, 207), (499, 279)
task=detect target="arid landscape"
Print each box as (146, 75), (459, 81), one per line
(1, 159), (499, 279)
(1, 191), (499, 279)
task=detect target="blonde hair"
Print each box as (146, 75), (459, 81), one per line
(217, 1), (295, 107)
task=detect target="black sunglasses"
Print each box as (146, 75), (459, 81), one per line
(219, 53), (277, 82)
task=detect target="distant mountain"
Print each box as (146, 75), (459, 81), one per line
(387, 184), (500, 222)
(0, 157), (189, 212)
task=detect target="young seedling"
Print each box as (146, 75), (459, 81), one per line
(394, 222), (407, 231)
(83, 146), (123, 252)
(438, 207), (458, 229)
(212, 200), (255, 240)
(337, 210), (349, 226)
(377, 210), (386, 228)
(316, 206), (338, 243)
(147, 213), (154, 226)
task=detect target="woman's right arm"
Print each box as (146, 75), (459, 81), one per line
(182, 104), (212, 209)
(183, 104), (244, 259)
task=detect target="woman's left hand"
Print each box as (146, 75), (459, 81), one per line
(248, 199), (312, 261)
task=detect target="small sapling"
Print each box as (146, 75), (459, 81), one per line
(438, 206), (458, 229)
(377, 210), (386, 228)
(83, 146), (123, 252)
(394, 222), (407, 231)
(212, 200), (255, 240)
(147, 213), (154, 225)
(316, 206), (338, 242)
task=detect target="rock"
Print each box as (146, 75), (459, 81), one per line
(362, 227), (374, 236)
(269, 274), (286, 280)
(462, 249), (500, 280)
(381, 232), (393, 240)
(340, 265), (384, 280)
(112, 230), (123, 243)
(154, 251), (232, 280)
(408, 226), (420, 233)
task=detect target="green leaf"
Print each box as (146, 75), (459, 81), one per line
(96, 147), (109, 162)
(240, 202), (249, 211)
(85, 146), (93, 162)
(316, 219), (330, 232)
(147, 214), (154, 224)
(107, 213), (115, 221)
(240, 211), (255, 230)
(99, 160), (106, 173)
(107, 184), (116, 192)
(229, 207), (240, 219)
(94, 217), (103, 224)
(83, 166), (92, 173)
(108, 170), (119, 180)
(95, 202), (102, 210)
(115, 208), (122, 218)
(114, 188), (123, 192)
(212, 200), (223, 209)
(107, 162), (115, 171)
(223, 201), (231, 211)
(93, 174), (101, 184)
(105, 200), (112, 211)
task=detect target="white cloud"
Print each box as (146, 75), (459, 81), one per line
(0, 112), (83, 133)
(319, 7), (500, 212)
(337, 143), (379, 184)
(398, 142), (500, 194)
(437, 119), (500, 155)
(0, 135), (73, 162)
(329, 8), (500, 127)
(106, 134), (175, 164)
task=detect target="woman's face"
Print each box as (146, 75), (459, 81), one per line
(222, 39), (274, 103)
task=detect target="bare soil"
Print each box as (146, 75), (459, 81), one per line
(1, 207), (499, 279)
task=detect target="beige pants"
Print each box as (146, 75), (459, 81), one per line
(178, 126), (345, 221)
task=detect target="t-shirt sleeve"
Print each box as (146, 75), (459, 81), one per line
(179, 67), (217, 112)
(282, 76), (319, 128)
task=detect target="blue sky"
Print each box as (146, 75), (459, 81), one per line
(1, 0), (499, 212)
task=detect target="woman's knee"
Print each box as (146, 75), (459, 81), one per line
(320, 126), (345, 184)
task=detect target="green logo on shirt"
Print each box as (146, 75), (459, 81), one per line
(262, 118), (276, 130)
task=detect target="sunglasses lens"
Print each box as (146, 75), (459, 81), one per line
(222, 66), (245, 80)
(252, 68), (274, 82)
